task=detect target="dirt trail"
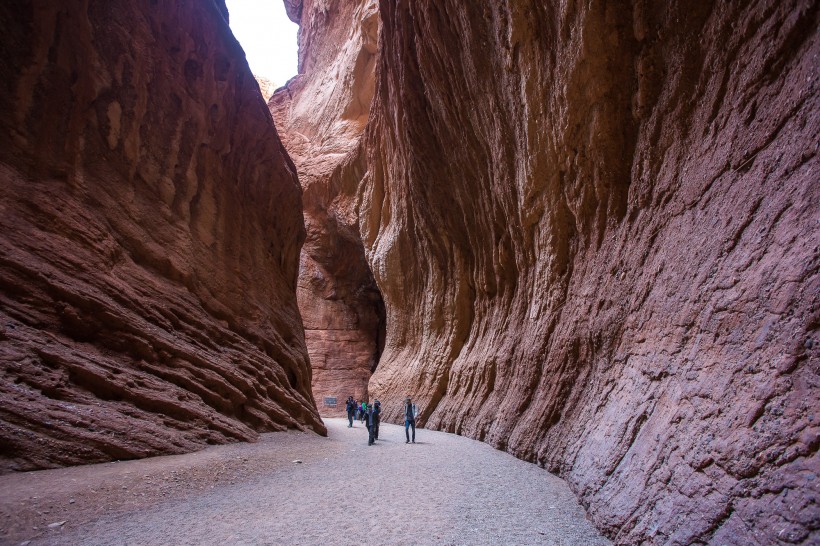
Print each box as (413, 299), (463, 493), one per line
(0, 418), (609, 545)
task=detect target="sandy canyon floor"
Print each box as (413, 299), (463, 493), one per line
(0, 418), (608, 545)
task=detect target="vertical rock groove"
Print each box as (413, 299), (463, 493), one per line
(359, 0), (818, 543)
(0, 0), (324, 473)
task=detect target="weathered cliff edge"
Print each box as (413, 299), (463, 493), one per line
(361, 1), (818, 544)
(271, 0), (383, 415)
(0, 0), (324, 473)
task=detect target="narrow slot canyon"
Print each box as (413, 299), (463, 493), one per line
(0, 0), (817, 545)
(268, 0), (385, 414)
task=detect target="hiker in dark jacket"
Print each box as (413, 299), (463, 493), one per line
(367, 404), (378, 446)
(404, 397), (417, 444)
(372, 400), (381, 440)
(345, 396), (356, 428)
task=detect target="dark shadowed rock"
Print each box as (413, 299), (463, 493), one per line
(0, 0), (324, 473)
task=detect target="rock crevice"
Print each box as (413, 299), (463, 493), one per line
(270, 0), (384, 414)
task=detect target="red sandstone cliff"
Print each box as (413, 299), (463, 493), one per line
(357, 1), (818, 544)
(271, 0), (383, 415)
(0, 0), (324, 473)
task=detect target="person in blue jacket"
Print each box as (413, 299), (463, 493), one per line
(404, 397), (417, 444)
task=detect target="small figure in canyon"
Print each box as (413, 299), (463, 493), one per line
(367, 403), (379, 446)
(345, 396), (356, 428)
(360, 400), (368, 423)
(404, 397), (418, 444)
(372, 400), (381, 440)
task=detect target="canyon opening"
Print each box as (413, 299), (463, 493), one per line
(0, 1), (817, 545)
(225, 0), (298, 95)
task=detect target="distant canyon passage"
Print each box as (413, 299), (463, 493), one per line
(271, 0), (383, 415)
(0, 1), (817, 545)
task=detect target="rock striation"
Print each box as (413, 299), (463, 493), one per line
(271, 0), (383, 415)
(357, 1), (818, 544)
(0, 0), (324, 473)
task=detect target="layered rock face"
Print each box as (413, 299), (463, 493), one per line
(271, 0), (383, 415)
(360, 1), (818, 544)
(0, 0), (324, 473)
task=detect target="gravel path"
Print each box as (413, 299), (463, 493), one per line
(1, 418), (609, 545)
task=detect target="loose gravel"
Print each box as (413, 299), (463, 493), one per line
(0, 418), (609, 545)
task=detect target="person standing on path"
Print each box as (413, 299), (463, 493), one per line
(372, 400), (381, 440)
(367, 404), (378, 446)
(404, 397), (417, 444)
(360, 401), (368, 423)
(345, 396), (356, 427)
(364, 403), (371, 437)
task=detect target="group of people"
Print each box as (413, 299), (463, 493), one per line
(346, 399), (370, 424)
(345, 396), (418, 445)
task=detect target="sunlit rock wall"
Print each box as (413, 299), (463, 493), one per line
(0, 0), (324, 473)
(362, 1), (819, 543)
(271, 0), (383, 415)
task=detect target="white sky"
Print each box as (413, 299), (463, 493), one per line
(226, 0), (299, 86)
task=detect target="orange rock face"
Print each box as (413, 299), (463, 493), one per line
(270, 0), (383, 415)
(357, 1), (818, 544)
(0, 0), (324, 473)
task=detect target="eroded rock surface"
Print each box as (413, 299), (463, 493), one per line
(271, 0), (383, 414)
(0, 0), (324, 473)
(359, 1), (818, 544)
(255, 76), (278, 103)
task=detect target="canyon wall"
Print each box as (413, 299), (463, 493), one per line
(0, 0), (324, 473)
(271, 0), (383, 415)
(360, 1), (818, 544)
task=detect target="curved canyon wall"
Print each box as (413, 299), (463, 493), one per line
(359, 1), (818, 544)
(271, 0), (383, 414)
(0, 0), (324, 473)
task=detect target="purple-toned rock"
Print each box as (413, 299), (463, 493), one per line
(0, 0), (324, 473)
(361, 1), (819, 544)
